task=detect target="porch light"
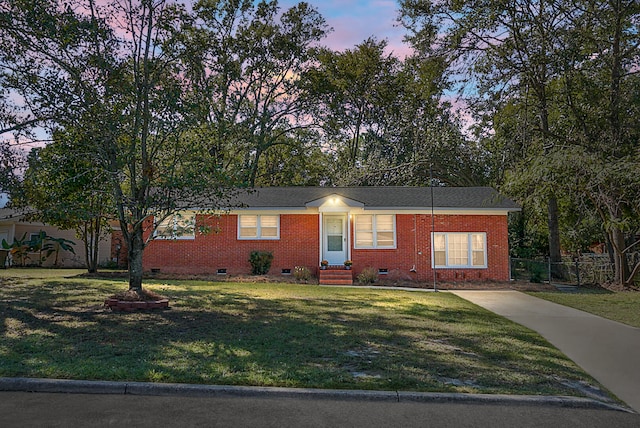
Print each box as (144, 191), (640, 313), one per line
(331, 197), (339, 205)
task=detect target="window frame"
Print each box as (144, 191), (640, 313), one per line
(431, 232), (487, 269)
(154, 213), (196, 240)
(353, 214), (396, 249)
(238, 214), (280, 240)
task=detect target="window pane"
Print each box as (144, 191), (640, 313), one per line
(155, 218), (171, 238)
(260, 227), (278, 238)
(258, 215), (278, 238)
(355, 215), (373, 231)
(433, 234), (445, 251)
(174, 214), (195, 236)
(326, 217), (342, 234)
(471, 234), (485, 266)
(447, 234), (468, 265)
(260, 215), (278, 228)
(328, 235), (343, 251)
(156, 213), (195, 239)
(355, 215), (372, 247)
(376, 215), (393, 231)
(356, 232), (374, 247)
(240, 227), (257, 238)
(472, 251), (485, 266)
(472, 234), (484, 250)
(434, 251), (446, 266)
(240, 215), (257, 228)
(376, 232), (394, 247)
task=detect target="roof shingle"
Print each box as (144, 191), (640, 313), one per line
(228, 187), (519, 210)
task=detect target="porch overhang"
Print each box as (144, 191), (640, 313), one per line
(305, 194), (365, 210)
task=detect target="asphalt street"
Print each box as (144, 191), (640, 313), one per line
(1, 391), (639, 428)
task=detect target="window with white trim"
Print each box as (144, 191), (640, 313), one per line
(155, 213), (196, 240)
(354, 214), (396, 248)
(432, 232), (487, 268)
(238, 215), (280, 240)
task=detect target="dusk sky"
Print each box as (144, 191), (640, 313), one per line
(278, 0), (411, 57)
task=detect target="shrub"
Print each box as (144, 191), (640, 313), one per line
(249, 251), (273, 275)
(528, 261), (546, 283)
(357, 267), (378, 284)
(293, 266), (311, 282)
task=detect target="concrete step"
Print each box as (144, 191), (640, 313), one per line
(319, 279), (354, 285)
(319, 268), (353, 285)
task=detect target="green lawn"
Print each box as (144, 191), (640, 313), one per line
(0, 269), (612, 400)
(530, 291), (640, 328)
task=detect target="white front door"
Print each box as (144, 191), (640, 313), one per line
(323, 215), (347, 265)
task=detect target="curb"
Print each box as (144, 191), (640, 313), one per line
(0, 377), (632, 413)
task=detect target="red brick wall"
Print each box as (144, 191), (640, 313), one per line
(349, 214), (510, 282)
(142, 213), (510, 281)
(143, 214), (320, 275)
(110, 230), (128, 268)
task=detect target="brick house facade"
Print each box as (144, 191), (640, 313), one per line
(140, 187), (519, 282)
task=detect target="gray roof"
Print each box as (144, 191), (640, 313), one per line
(0, 207), (31, 222)
(228, 187), (520, 211)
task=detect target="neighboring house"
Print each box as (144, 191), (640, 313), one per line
(0, 207), (111, 268)
(142, 187), (520, 283)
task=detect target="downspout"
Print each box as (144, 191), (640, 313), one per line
(430, 164), (437, 292)
(318, 212), (323, 267)
(411, 214), (417, 272)
(347, 212), (351, 264)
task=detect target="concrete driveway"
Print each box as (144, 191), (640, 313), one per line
(449, 290), (640, 412)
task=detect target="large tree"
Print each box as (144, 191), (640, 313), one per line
(20, 129), (113, 273)
(305, 38), (402, 171)
(0, 0), (232, 290)
(496, 1), (640, 284)
(178, 0), (328, 186)
(305, 37), (484, 187)
(400, 0), (573, 275)
(537, 0), (640, 284)
(400, 0), (640, 283)
(402, 0), (640, 284)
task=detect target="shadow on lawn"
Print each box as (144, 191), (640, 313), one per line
(0, 281), (603, 397)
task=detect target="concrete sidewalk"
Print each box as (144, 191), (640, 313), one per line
(449, 290), (640, 413)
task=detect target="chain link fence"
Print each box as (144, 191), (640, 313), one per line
(510, 255), (616, 286)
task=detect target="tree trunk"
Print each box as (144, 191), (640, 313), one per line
(128, 227), (145, 291)
(611, 227), (629, 284)
(547, 195), (564, 279)
(83, 224), (92, 273)
(89, 218), (101, 274)
(82, 220), (99, 274)
(248, 147), (263, 187)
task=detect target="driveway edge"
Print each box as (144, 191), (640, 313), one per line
(0, 377), (632, 413)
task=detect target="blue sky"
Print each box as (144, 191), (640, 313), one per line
(278, 0), (411, 56)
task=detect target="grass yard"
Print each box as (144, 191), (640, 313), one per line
(530, 290), (640, 328)
(0, 269), (611, 399)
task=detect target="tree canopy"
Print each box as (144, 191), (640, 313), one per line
(1, 0), (638, 286)
(399, 0), (640, 284)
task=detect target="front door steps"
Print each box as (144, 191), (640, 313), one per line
(319, 267), (353, 285)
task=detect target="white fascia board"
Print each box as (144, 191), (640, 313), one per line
(226, 208), (316, 215)
(189, 206), (520, 216)
(358, 207), (520, 215)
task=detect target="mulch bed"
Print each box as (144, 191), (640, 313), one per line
(104, 288), (170, 312)
(87, 270), (558, 292)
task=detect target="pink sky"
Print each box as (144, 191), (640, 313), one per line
(277, 1), (473, 130)
(278, 0), (413, 57)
